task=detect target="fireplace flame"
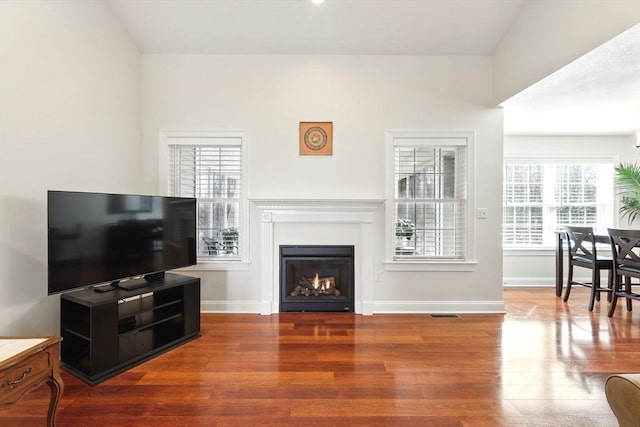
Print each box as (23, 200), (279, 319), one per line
(290, 272), (341, 298)
(312, 273), (333, 291)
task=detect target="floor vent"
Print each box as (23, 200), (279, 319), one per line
(429, 314), (460, 319)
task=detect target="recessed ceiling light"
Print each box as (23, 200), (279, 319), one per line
(312, 0), (325, 4)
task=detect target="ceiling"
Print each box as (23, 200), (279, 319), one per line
(106, 0), (639, 135)
(106, 0), (525, 55)
(503, 23), (640, 136)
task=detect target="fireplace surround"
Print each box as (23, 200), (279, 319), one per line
(253, 199), (384, 315)
(280, 245), (354, 312)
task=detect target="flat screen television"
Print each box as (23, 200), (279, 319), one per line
(47, 190), (197, 294)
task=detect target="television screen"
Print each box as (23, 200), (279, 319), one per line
(47, 191), (196, 294)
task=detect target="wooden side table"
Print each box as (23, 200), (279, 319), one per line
(0, 336), (64, 427)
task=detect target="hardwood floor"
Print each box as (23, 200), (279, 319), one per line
(2, 287), (637, 426)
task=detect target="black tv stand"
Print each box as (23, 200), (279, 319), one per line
(60, 273), (200, 385)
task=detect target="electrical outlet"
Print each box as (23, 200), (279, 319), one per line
(476, 208), (488, 219)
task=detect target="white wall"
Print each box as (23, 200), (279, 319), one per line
(493, 0), (640, 104)
(0, 1), (140, 335)
(141, 55), (505, 312)
(503, 134), (638, 286)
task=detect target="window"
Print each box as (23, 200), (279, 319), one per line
(503, 159), (614, 248)
(387, 131), (474, 264)
(160, 131), (248, 261)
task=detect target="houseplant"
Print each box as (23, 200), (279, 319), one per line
(615, 162), (640, 223)
(221, 227), (239, 254)
(395, 218), (415, 240)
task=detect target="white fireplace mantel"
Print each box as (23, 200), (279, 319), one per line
(251, 199), (385, 315)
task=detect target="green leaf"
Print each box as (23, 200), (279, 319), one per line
(615, 162), (640, 223)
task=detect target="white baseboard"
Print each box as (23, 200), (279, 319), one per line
(201, 300), (263, 313)
(372, 300), (505, 314)
(503, 276), (592, 287)
(503, 277), (555, 286)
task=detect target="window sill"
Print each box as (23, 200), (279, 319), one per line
(383, 260), (477, 272)
(174, 260), (251, 272)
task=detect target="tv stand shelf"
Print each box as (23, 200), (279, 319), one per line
(59, 273), (200, 385)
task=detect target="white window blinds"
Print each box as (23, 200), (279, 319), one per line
(168, 142), (242, 258)
(394, 139), (468, 259)
(503, 164), (544, 245)
(503, 161), (613, 247)
(168, 145), (242, 199)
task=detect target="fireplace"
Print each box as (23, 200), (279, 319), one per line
(280, 245), (354, 312)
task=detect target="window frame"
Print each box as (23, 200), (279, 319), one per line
(384, 130), (477, 272)
(503, 152), (618, 252)
(159, 129), (250, 271)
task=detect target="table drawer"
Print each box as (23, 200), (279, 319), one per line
(0, 350), (52, 406)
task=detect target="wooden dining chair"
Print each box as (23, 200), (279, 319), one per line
(607, 228), (640, 317)
(563, 225), (613, 311)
